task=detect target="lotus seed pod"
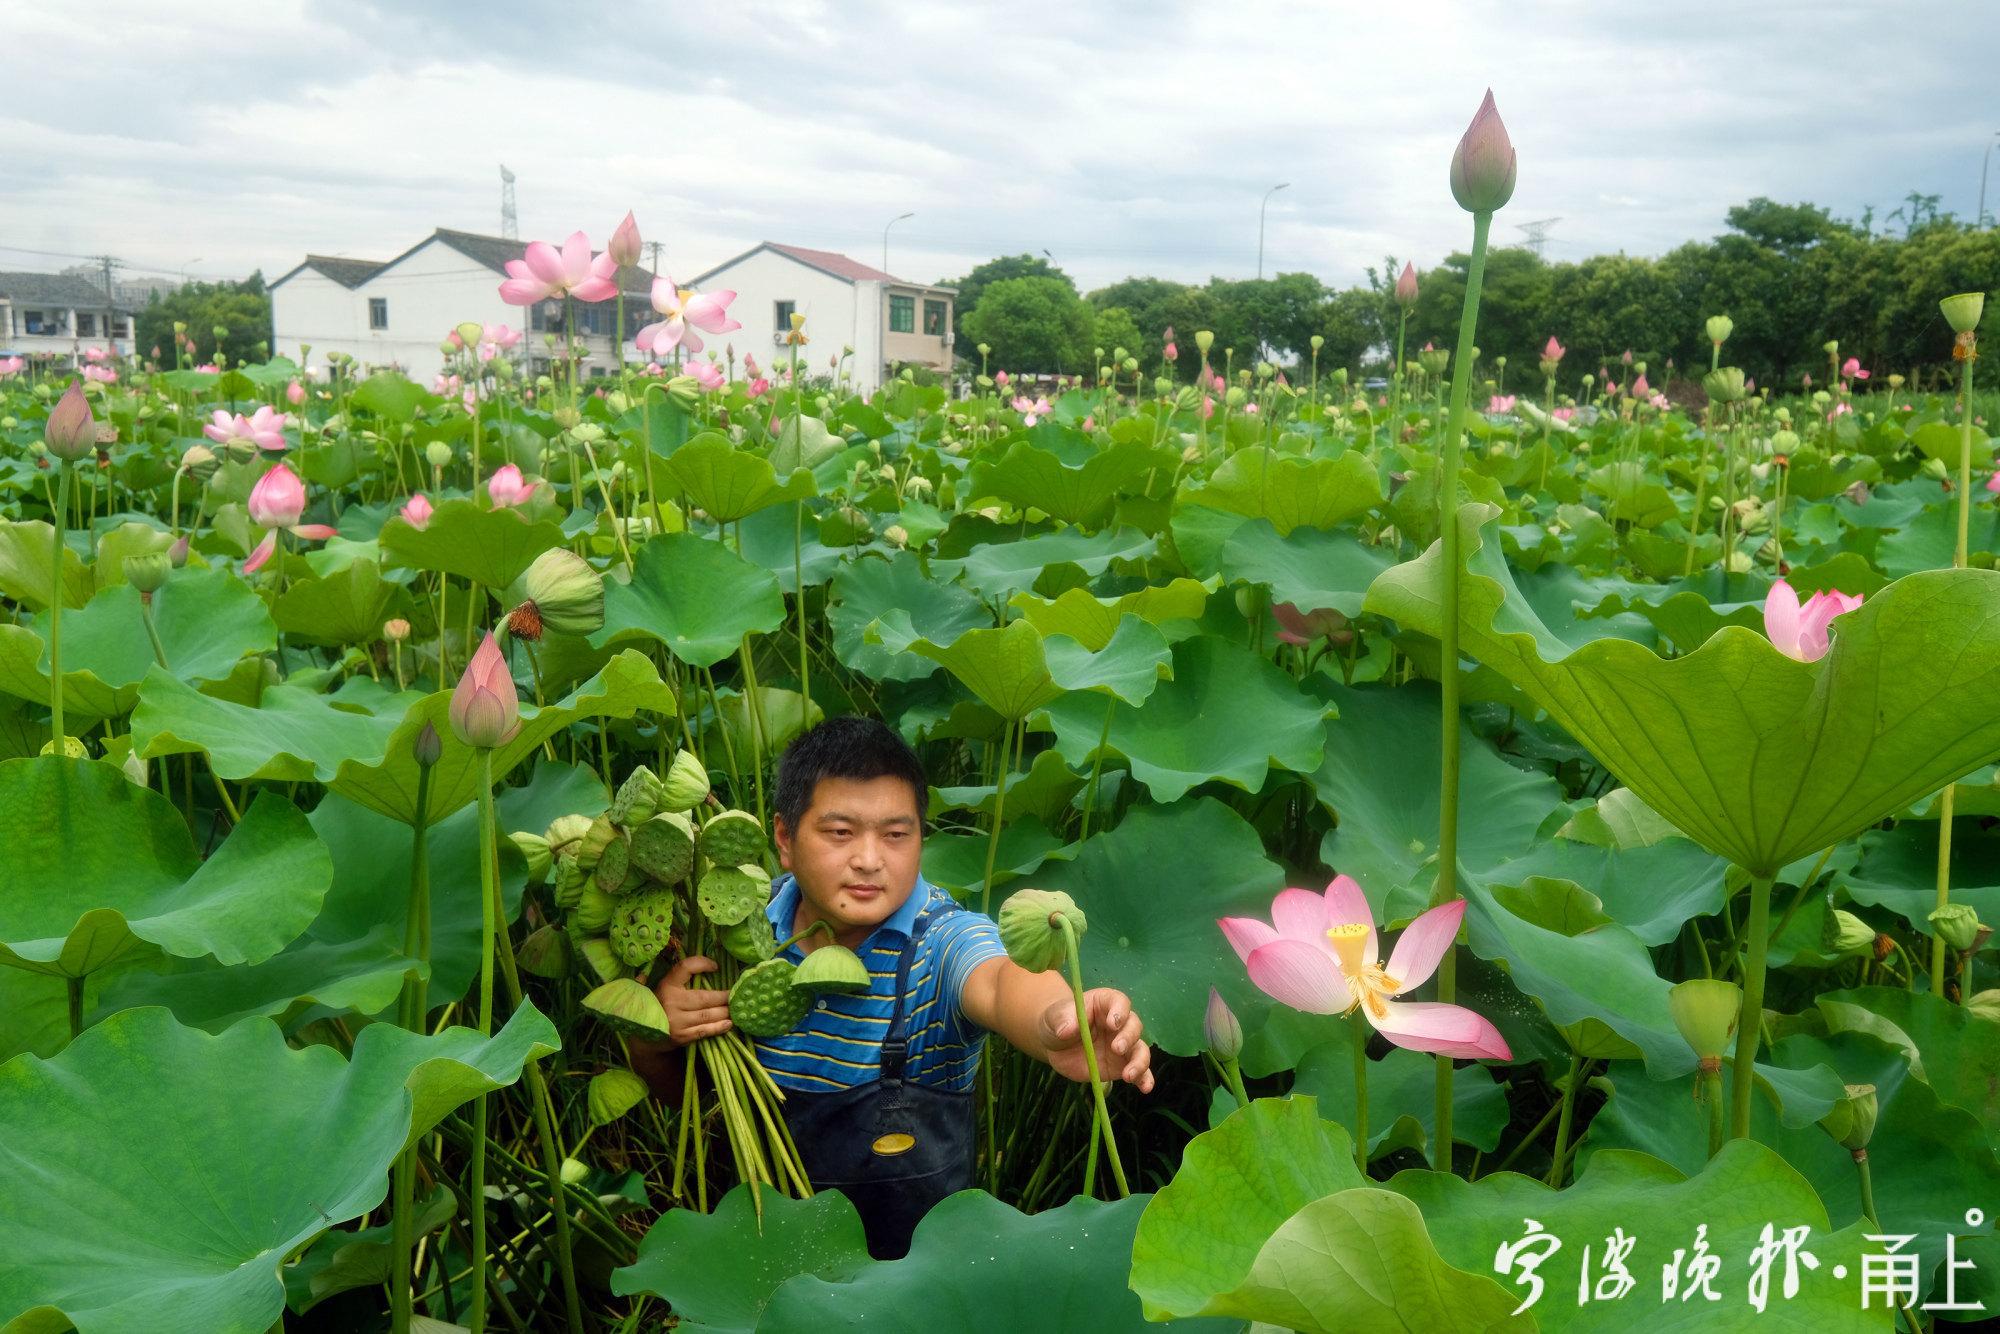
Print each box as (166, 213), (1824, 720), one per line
(1194, 330), (1214, 354)
(505, 831), (553, 885)
(594, 828), (636, 895)
(608, 765), (667, 825)
(425, 440), (453, 469)
(698, 863), (772, 926)
(125, 552), (171, 593)
(517, 922), (571, 978)
(998, 888), (1086, 973)
(728, 958), (812, 1037)
(545, 813), (595, 857)
(572, 814), (617, 871)
(793, 943), (872, 995)
(1706, 314), (1734, 345)
(660, 748), (711, 813)
(1702, 366), (1746, 404)
(610, 885), (678, 968)
(631, 811), (697, 883)
(1772, 429), (1800, 454)
(1204, 986), (1243, 1061)
(560, 1157), (590, 1186)
(583, 978), (671, 1041)
(1823, 908), (1875, 957)
(572, 883), (617, 933)
(569, 928), (631, 984)
(1667, 978), (1741, 1061)
(1929, 903), (1983, 953)
(552, 854), (588, 909)
(699, 809), (767, 868)
(1968, 988), (2000, 1023)
(503, 547), (605, 641)
(719, 913), (778, 964)
(40, 735), (86, 758)
(588, 1068), (651, 1126)
(1818, 1083), (1879, 1152)
(1940, 292), (1986, 335)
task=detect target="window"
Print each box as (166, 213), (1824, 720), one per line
(368, 297), (388, 330)
(889, 294), (915, 334)
(24, 310), (52, 335)
(923, 299), (946, 336)
(774, 299), (796, 331)
(76, 313), (97, 337)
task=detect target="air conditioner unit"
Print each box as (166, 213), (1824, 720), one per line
(773, 331), (789, 346)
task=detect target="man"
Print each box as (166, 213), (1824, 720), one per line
(631, 715), (1152, 1258)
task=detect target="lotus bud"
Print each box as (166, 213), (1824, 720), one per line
(1195, 330), (1214, 354)
(1667, 978), (1741, 1062)
(413, 720), (442, 768)
(1706, 314), (1734, 346)
(1702, 367), (1746, 403)
(448, 632), (521, 748)
(1204, 986), (1243, 1061)
(168, 535), (190, 568)
(1823, 908), (1875, 957)
(383, 618), (411, 642)
(44, 382), (95, 461)
(503, 548), (605, 641)
(998, 888), (1086, 973)
(125, 552), (171, 594)
(1448, 89), (1517, 213)
(1395, 261), (1419, 308)
(589, 1067), (650, 1125)
(1929, 903), (1983, 953)
(1818, 1083), (1878, 1153)
(509, 830), (554, 883)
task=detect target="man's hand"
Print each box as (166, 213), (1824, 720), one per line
(1038, 988), (1154, 1094)
(651, 954), (732, 1048)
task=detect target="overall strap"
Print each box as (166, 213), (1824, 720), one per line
(878, 910), (931, 1084)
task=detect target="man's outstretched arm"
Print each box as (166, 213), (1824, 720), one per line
(958, 956), (1155, 1093)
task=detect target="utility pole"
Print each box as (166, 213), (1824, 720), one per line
(1257, 183), (1289, 280)
(883, 212), (914, 277)
(1979, 131), (2000, 228)
(644, 240), (664, 278)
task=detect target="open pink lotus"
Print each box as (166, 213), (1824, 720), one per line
(1011, 394), (1052, 426)
(486, 463), (536, 509)
(1220, 876), (1511, 1060)
(634, 278), (741, 356)
(244, 463), (335, 572)
(498, 231), (619, 305)
(1763, 579), (1862, 662)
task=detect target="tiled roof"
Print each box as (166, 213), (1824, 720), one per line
(767, 243), (902, 283)
(0, 271), (130, 310)
(305, 255), (386, 288)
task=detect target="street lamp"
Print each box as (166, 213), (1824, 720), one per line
(1979, 133), (2000, 228)
(882, 212), (914, 275)
(1257, 182), (1290, 280)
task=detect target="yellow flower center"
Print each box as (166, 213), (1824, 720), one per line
(1325, 923), (1402, 1019)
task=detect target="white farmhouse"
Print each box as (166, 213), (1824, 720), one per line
(685, 242), (956, 394)
(269, 228), (651, 384)
(0, 272), (137, 367)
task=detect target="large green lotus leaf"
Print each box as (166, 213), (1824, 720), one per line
(592, 531), (785, 668)
(929, 746), (1084, 823)
(0, 567), (277, 721)
(1184, 446), (1383, 536)
(1032, 798), (1284, 1055)
(1129, 1096), (1365, 1321)
(767, 413), (843, 475)
(965, 434), (1158, 527)
(1388, 1140), (1889, 1332)
(920, 816), (1075, 901)
(662, 433), (815, 522)
(273, 560), (408, 647)
(1839, 820), (2000, 934)
(1816, 986), (2000, 1149)
(378, 496), (565, 589)
(1006, 577), (1210, 651)
(1583, 1030), (2000, 1313)
(610, 1184), (873, 1331)
(1218, 519), (1396, 617)
(350, 369), (435, 421)
(712, 684), (823, 762)
(828, 550), (989, 682)
(0, 1003), (556, 1334)
(1877, 501), (2000, 579)
(1365, 503), (2000, 875)
(1042, 637), (1328, 802)
(0, 519), (90, 611)
(732, 501), (846, 594)
(0, 757), (329, 979)
(104, 762), (599, 1028)
(868, 614), (1170, 719)
(89, 522), (173, 590)
(1289, 1024), (1509, 1159)
(0, 965), (121, 1064)
(929, 526), (1157, 601)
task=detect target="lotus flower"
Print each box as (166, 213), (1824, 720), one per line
(286, 379), (306, 406)
(487, 463), (536, 509)
(1486, 394), (1517, 414)
(1551, 407), (1575, 422)
(1763, 579), (1863, 662)
(449, 631), (522, 748)
(1273, 602), (1348, 646)
(634, 278), (741, 356)
(498, 230), (619, 305)
(1011, 394), (1052, 426)
(0, 356), (24, 376)
(1841, 357), (1870, 381)
(1448, 89), (1517, 213)
(203, 405), (290, 453)
(244, 463), (335, 573)
(607, 210), (642, 267)
(401, 493), (434, 529)
(84, 346), (108, 364)
(1986, 472), (2000, 496)
(1395, 261), (1418, 308)
(1543, 336), (1565, 362)
(1220, 876), (1511, 1060)
(82, 365), (117, 384)
(44, 382), (96, 460)
(687, 358), (725, 392)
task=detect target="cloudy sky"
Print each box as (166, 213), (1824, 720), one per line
(7, 1), (1998, 298)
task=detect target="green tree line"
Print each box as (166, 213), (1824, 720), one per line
(135, 273), (271, 368)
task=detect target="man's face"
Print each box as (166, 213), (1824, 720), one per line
(774, 775), (924, 939)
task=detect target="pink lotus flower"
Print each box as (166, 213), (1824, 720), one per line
(1395, 261), (1418, 307)
(243, 463), (335, 572)
(286, 379), (306, 406)
(1543, 336), (1565, 362)
(995, 370), (1011, 388)
(1199, 394), (1216, 420)
(486, 463), (536, 509)
(633, 277), (741, 356)
(82, 365), (116, 384)
(203, 405), (291, 453)
(687, 358), (725, 392)
(1986, 472), (2000, 496)
(1763, 579), (1863, 662)
(498, 230), (619, 305)
(401, 493), (434, 529)
(1551, 407), (1575, 422)
(194, 363), (220, 374)
(744, 352), (760, 377)
(449, 631), (522, 749)
(1273, 603), (1345, 645)
(0, 356), (23, 376)
(607, 211), (642, 268)
(747, 376), (771, 399)
(1630, 374), (1649, 397)
(1487, 394), (1517, 414)
(1219, 876), (1511, 1060)
(84, 346), (110, 364)
(1827, 402), (1852, 421)
(1011, 394), (1053, 426)
(1649, 392), (1670, 410)
(1841, 357), (1870, 381)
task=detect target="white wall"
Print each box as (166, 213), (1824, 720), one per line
(695, 250), (866, 390)
(273, 243), (523, 382)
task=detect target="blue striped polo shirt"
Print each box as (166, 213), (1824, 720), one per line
(749, 872), (1009, 1093)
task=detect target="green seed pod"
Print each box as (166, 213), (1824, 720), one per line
(1705, 314), (1734, 345)
(1941, 292), (1986, 335)
(574, 815), (618, 872)
(719, 913), (778, 964)
(552, 854), (588, 910)
(697, 864), (771, 927)
(588, 1068), (651, 1126)
(1667, 978), (1741, 1062)
(508, 831), (553, 885)
(502, 547), (605, 641)
(729, 958), (812, 1037)
(125, 552), (172, 594)
(630, 811), (696, 883)
(545, 813), (595, 857)
(793, 944), (872, 996)
(1929, 903), (1983, 953)
(998, 888), (1086, 974)
(1818, 1083), (1879, 1152)
(610, 886), (678, 968)
(572, 883), (617, 934)
(609, 765), (667, 826)
(698, 809), (767, 868)
(594, 829), (636, 895)
(568, 929), (631, 984)
(583, 979), (671, 1041)
(1823, 909), (1875, 957)
(1702, 367), (1747, 404)
(660, 749), (711, 813)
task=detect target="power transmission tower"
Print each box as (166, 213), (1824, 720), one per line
(1517, 217), (1561, 258)
(499, 165), (519, 240)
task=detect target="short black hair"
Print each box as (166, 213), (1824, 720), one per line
(773, 715), (929, 834)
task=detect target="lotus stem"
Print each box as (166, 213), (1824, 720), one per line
(1077, 696), (1114, 842)
(1934, 349), (1977, 996)
(1701, 1060), (1726, 1160)
(49, 461), (70, 748)
(468, 747), (498, 1334)
(65, 974), (83, 1040)
(1058, 915), (1128, 1198)
(1547, 1048), (1584, 1186)
(391, 761), (433, 1333)
(1352, 1015), (1370, 1176)
(794, 499), (809, 723)
(1729, 871), (1774, 1140)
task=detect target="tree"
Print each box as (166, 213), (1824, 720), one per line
(960, 276), (1094, 374)
(1089, 306), (1144, 367)
(137, 274), (270, 368)
(940, 254), (1073, 343)
(1204, 273), (1329, 366)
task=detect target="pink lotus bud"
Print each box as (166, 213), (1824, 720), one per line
(168, 534), (190, 568)
(487, 463), (536, 509)
(608, 210), (642, 267)
(1631, 374), (1649, 397)
(247, 463), (307, 528)
(449, 631), (522, 748)
(286, 378), (306, 406)
(1448, 89), (1517, 213)
(45, 382), (95, 461)
(1544, 335), (1564, 362)
(401, 493), (434, 529)
(1621, 349), (1634, 366)
(413, 720), (442, 768)
(1395, 261), (1418, 308)
(995, 370), (1010, 387)
(1204, 986), (1242, 1060)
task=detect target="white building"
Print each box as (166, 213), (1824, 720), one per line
(685, 242), (955, 394)
(0, 272), (137, 367)
(268, 228), (652, 384)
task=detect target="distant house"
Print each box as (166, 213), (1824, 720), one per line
(684, 243), (956, 394)
(268, 228), (651, 383)
(0, 272), (137, 367)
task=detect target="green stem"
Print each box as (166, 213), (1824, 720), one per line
(1077, 696), (1114, 842)
(469, 748), (498, 1334)
(1702, 1063), (1726, 1160)
(1729, 871), (1774, 1140)
(978, 716), (1018, 919)
(1219, 1054), (1250, 1110)
(391, 762), (432, 1334)
(1854, 1150), (1880, 1230)
(49, 461), (71, 747)
(139, 597), (170, 669)
(1058, 915), (1128, 1198)
(1935, 349), (1977, 996)
(1547, 1049), (1584, 1187)
(66, 974), (83, 1040)
(794, 501), (809, 719)
(1352, 1016), (1370, 1176)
